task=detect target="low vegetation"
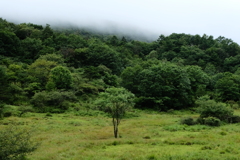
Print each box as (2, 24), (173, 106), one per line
(1, 109), (240, 160)
(0, 125), (38, 160)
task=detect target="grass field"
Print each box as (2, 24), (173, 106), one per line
(1, 109), (240, 160)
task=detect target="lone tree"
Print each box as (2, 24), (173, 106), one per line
(95, 87), (135, 138)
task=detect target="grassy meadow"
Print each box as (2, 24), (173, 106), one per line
(1, 109), (240, 160)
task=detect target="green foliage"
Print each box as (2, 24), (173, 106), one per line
(228, 115), (240, 123)
(199, 117), (221, 126)
(0, 66), (10, 103)
(196, 96), (233, 121)
(0, 125), (38, 160)
(38, 46), (55, 55)
(137, 62), (193, 110)
(7, 82), (26, 105)
(108, 35), (119, 46)
(204, 63), (217, 76)
(41, 24), (53, 40)
(18, 106), (34, 117)
(103, 72), (119, 87)
(31, 91), (77, 112)
(180, 45), (209, 66)
(0, 62), (27, 104)
(180, 117), (196, 125)
(45, 80), (56, 91)
(6, 63), (29, 88)
(134, 96), (163, 110)
(49, 66), (72, 89)
(121, 63), (143, 95)
(1, 105), (19, 118)
(83, 66), (102, 79)
(96, 87), (135, 116)
(76, 40), (124, 74)
(0, 102), (4, 119)
(28, 59), (57, 87)
(147, 155), (157, 160)
(2, 18), (240, 117)
(0, 30), (21, 57)
(76, 109), (108, 117)
(20, 37), (43, 62)
(38, 53), (64, 65)
(24, 82), (41, 97)
(185, 65), (210, 98)
(122, 60), (192, 110)
(67, 34), (87, 48)
(14, 23), (39, 40)
(95, 87), (135, 138)
(214, 72), (240, 102)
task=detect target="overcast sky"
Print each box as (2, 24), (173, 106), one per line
(1, 0), (240, 43)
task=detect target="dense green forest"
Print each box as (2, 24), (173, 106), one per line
(1, 17), (240, 114)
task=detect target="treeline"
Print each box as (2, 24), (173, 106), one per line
(1, 17), (240, 113)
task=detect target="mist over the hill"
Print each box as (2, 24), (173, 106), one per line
(51, 21), (163, 42)
(1, 0), (240, 43)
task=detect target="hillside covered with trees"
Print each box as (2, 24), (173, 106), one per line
(1, 17), (240, 114)
(3, 17), (240, 159)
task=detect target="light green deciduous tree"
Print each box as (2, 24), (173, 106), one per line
(95, 87), (135, 138)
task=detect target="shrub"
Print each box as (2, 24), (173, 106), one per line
(3, 112), (11, 117)
(112, 141), (120, 146)
(76, 109), (108, 117)
(196, 97), (233, 121)
(30, 91), (47, 109)
(202, 117), (221, 126)
(228, 115), (240, 123)
(0, 125), (38, 160)
(49, 66), (73, 90)
(31, 91), (77, 112)
(143, 136), (151, 139)
(45, 112), (52, 117)
(147, 155), (157, 160)
(181, 117), (196, 125)
(18, 106), (34, 117)
(226, 100), (238, 109)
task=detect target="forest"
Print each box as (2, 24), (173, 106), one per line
(1, 18), (240, 159)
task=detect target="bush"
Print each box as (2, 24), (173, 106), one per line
(202, 117), (221, 126)
(228, 115), (240, 123)
(30, 91), (47, 109)
(45, 112), (52, 117)
(31, 91), (77, 112)
(181, 117), (196, 125)
(196, 97), (233, 121)
(18, 106), (34, 117)
(0, 125), (38, 160)
(3, 112), (11, 117)
(76, 109), (108, 117)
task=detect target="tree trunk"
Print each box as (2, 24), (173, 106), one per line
(0, 107), (3, 120)
(113, 117), (118, 138)
(114, 125), (118, 138)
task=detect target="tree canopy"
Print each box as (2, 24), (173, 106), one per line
(1, 17), (240, 112)
(95, 87), (135, 138)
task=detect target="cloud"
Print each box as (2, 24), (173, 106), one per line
(1, 0), (240, 43)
